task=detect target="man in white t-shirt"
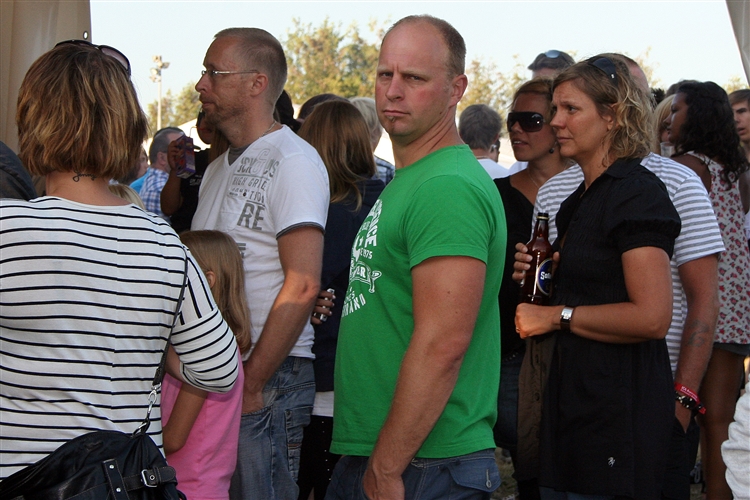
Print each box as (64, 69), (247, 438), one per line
(192, 28), (329, 500)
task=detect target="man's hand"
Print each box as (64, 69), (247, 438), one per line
(363, 461), (405, 500)
(242, 386), (265, 414)
(167, 140), (180, 172)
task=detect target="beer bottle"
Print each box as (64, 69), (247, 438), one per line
(520, 212), (553, 305)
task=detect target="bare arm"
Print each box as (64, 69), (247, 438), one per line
(241, 225), (323, 413)
(363, 256), (485, 500)
(673, 254), (719, 429)
(672, 154), (711, 193)
(162, 349), (208, 455)
(160, 141), (183, 216)
(740, 171), (750, 214)
(516, 246), (673, 343)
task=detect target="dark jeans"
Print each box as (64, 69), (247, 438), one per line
(324, 449), (500, 500)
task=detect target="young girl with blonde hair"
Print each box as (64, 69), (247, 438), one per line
(161, 230), (251, 500)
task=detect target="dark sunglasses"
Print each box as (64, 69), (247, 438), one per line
(507, 112), (545, 133)
(587, 56), (618, 88)
(55, 39), (131, 76)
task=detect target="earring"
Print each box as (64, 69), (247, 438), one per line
(548, 147), (555, 154)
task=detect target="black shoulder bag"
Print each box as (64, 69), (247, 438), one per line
(1, 255), (190, 500)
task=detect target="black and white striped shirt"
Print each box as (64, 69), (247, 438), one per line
(0, 197), (239, 479)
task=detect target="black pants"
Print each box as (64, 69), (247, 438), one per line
(661, 416), (700, 500)
(297, 415), (341, 500)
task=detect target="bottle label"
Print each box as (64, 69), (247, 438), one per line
(535, 258), (553, 296)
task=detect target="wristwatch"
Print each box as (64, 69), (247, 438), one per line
(560, 306), (574, 331)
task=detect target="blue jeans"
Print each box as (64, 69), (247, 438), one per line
(324, 449), (500, 500)
(229, 356), (315, 500)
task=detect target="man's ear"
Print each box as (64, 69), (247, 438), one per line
(450, 74), (469, 107)
(247, 73), (270, 97)
(157, 150), (169, 167)
(204, 270), (216, 289)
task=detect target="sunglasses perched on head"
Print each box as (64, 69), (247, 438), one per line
(507, 112), (545, 133)
(55, 39), (131, 76)
(587, 56), (618, 88)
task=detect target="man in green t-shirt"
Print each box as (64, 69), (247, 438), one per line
(327, 14), (507, 500)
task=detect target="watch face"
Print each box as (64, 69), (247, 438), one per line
(561, 307), (574, 322)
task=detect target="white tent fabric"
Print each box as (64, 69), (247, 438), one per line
(726, 0), (750, 85)
(0, 0), (90, 150)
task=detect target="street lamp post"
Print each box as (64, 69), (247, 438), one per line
(150, 55), (170, 130)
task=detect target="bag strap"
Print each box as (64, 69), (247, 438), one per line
(133, 250), (190, 436)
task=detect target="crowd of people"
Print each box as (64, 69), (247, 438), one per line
(1, 13), (750, 500)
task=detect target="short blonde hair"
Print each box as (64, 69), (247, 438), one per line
(179, 230), (252, 354)
(16, 43), (148, 179)
(553, 54), (653, 163)
(652, 95), (674, 154)
(108, 183), (145, 209)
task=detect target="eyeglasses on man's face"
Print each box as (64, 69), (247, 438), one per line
(200, 69), (260, 79)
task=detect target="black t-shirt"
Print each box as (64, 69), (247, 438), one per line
(494, 176), (533, 358)
(170, 149), (209, 234)
(539, 158), (681, 499)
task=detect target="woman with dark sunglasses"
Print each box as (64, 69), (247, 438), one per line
(492, 77), (568, 500)
(514, 56), (680, 499)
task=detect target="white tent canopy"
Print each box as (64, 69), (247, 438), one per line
(726, 0), (750, 85)
(1, 0), (91, 151)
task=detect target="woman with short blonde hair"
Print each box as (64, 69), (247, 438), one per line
(1, 42), (239, 480)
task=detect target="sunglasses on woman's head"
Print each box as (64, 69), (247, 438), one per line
(587, 56), (618, 88)
(507, 112), (545, 133)
(55, 39), (131, 76)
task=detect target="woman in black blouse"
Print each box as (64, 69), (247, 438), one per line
(515, 56), (681, 499)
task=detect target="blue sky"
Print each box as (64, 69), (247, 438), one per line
(90, 0), (746, 111)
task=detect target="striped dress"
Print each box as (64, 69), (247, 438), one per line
(0, 197), (239, 479)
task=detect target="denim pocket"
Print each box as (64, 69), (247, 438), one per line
(446, 454), (501, 494)
(285, 405), (313, 481)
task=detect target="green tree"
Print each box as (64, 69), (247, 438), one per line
(631, 47), (660, 88)
(724, 75), (747, 95)
(146, 81), (200, 134)
(283, 17), (382, 104)
(459, 55), (527, 121)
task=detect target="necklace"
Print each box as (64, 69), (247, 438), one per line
(527, 168), (541, 189)
(260, 120), (276, 139)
